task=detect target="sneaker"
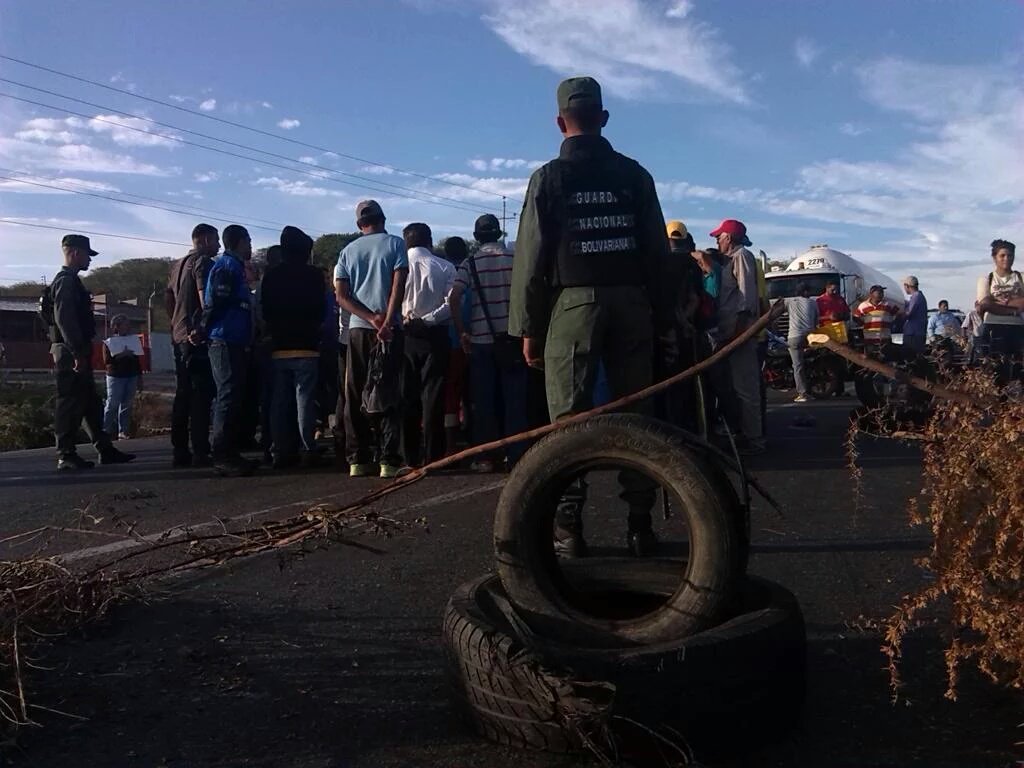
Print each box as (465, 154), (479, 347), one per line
(99, 447), (136, 465)
(470, 460), (495, 474)
(57, 453), (95, 471)
(117, 432), (131, 441)
(349, 463), (376, 478)
(379, 464), (412, 479)
(794, 394), (810, 403)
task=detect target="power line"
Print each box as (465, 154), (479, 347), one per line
(0, 219), (188, 247)
(0, 170), (301, 233)
(0, 166), (295, 229)
(0, 53), (523, 206)
(0, 91), (487, 216)
(0, 76), (499, 213)
(0, 83), (492, 215)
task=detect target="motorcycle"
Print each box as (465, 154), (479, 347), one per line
(763, 331), (846, 399)
(850, 339), (936, 416)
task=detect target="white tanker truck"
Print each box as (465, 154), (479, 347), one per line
(763, 244), (903, 319)
(761, 245), (907, 403)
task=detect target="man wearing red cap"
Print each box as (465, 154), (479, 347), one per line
(709, 219), (764, 453)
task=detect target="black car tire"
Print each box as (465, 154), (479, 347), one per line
(494, 414), (743, 647)
(443, 563), (806, 755)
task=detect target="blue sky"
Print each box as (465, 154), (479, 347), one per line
(1, 0), (1021, 309)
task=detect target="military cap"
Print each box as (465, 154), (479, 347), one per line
(557, 76), (603, 111)
(61, 234), (98, 255)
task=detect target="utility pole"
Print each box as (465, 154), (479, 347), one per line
(501, 196), (506, 235)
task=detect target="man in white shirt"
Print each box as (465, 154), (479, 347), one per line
(401, 222), (455, 466)
(784, 282), (820, 403)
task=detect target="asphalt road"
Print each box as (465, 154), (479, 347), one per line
(0, 393), (1019, 768)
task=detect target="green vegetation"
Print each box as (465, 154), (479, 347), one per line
(0, 385), (53, 452)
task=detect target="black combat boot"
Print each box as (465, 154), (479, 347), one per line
(99, 446), (136, 465)
(626, 511), (659, 557)
(57, 453), (95, 471)
(553, 479), (589, 558)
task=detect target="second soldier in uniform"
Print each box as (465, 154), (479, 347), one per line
(509, 76), (675, 557)
(47, 235), (135, 470)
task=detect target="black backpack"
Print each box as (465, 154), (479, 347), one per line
(39, 282), (59, 343)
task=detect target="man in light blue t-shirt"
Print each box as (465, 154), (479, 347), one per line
(334, 200), (409, 478)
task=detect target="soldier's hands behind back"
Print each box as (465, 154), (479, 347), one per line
(523, 337), (544, 370)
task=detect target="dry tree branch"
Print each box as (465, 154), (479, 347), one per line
(843, 356), (1024, 699)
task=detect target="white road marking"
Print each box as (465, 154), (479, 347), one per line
(58, 479), (506, 565)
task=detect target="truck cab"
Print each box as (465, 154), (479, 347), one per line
(764, 245), (903, 338)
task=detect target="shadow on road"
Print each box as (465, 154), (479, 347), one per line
(10, 588), (1018, 768)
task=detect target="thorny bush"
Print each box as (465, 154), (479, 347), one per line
(861, 365), (1024, 699)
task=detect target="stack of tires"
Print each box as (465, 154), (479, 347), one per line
(443, 415), (806, 760)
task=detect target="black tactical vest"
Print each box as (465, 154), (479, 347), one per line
(50, 268), (96, 344)
(545, 156), (645, 289)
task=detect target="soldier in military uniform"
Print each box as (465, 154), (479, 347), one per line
(48, 235), (134, 470)
(509, 76), (674, 557)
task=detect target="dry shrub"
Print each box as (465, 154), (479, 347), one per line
(131, 391), (172, 436)
(880, 366), (1024, 699)
(0, 560), (121, 725)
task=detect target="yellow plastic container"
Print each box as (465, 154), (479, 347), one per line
(814, 321), (848, 344)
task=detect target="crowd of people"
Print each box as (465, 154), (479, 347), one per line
(44, 75), (1022, 527)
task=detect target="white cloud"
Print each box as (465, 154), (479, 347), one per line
(0, 134), (169, 176)
(194, 172), (219, 183)
(468, 157), (544, 172)
(53, 144), (169, 175)
(0, 175), (119, 195)
(360, 165), (396, 175)
(639, 57), (1023, 308)
(254, 176), (341, 197)
(430, 172), (530, 202)
(839, 122), (869, 137)
(15, 128), (79, 144)
(109, 72), (137, 91)
(665, 0), (693, 19)
(88, 114), (179, 148)
(794, 37), (822, 69)
(199, 98), (217, 112)
(277, 118), (301, 130)
(297, 156), (317, 164)
(482, 0), (749, 104)
(262, 101), (273, 109)
(168, 94), (187, 103)
(14, 117), (84, 145)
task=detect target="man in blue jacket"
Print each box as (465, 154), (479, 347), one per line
(205, 224), (255, 476)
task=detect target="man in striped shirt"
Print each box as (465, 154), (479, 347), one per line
(448, 214), (527, 472)
(853, 285), (904, 345)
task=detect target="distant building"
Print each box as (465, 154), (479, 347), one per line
(0, 295), (149, 370)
